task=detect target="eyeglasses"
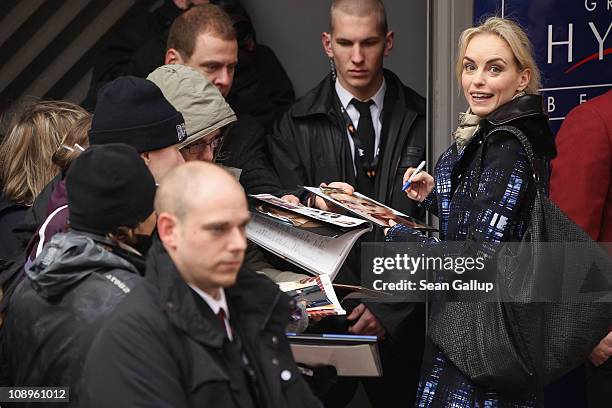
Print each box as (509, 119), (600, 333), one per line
(181, 135), (223, 155)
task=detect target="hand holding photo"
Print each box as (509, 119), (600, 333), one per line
(250, 194), (369, 229)
(304, 186), (437, 231)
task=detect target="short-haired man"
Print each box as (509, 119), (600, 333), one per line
(165, 3), (237, 100)
(86, 0), (294, 129)
(161, 4), (285, 195)
(89, 76), (187, 183)
(271, 0), (425, 217)
(83, 162), (321, 408)
(268, 1), (426, 406)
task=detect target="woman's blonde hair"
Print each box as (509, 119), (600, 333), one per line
(0, 101), (88, 205)
(456, 17), (541, 94)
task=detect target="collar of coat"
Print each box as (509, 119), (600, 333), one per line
(290, 69), (425, 120)
(478, 94), (556, 159)
(145, 236), (289, 348)
(0, 190), (25, 215)
(483, 93), (545, 126)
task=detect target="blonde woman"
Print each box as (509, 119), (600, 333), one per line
(19, 114), (92, 264)
(385, 17), (556, 406)
(0, 101), (88, 257)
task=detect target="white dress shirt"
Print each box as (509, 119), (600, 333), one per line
(335, 79), (387, 174)
(189, 285), (233, 341)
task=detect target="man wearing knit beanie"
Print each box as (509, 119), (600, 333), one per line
(66, 144), (157, 237)
(89, 76), (187, 182)
(3, 143), (157, 406)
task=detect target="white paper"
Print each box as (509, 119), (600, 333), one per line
(246, 213), (370, 280)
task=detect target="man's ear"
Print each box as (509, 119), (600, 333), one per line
(322, 32), (334, 59)
(140, 151), (151, 165)
(157, 213), (178, 250)
(165, 48), (185, 65)
(383, 31), (394, 56)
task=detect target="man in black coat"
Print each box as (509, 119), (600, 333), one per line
(84, 162), (320, 408)
(162, 4), (284, 195)
(2, 144), (157, 407)
(85, 0), (294, 129)
(268, 0), (426, 406)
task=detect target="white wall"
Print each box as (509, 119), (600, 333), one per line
(241, 0), (427, 98)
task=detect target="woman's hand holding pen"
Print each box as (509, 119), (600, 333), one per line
(402, 167), (434, 202)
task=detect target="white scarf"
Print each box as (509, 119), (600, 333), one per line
(453, 92), (526, 149)
(453, 110), (481, 149)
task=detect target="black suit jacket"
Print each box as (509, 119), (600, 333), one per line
(269, 70), (427, 355)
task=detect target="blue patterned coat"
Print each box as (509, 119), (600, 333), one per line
(386, 95), (556, 407)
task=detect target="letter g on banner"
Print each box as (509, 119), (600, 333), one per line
(584, 0), (596, 11)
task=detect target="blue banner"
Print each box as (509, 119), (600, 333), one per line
(474, 0), (611, 134)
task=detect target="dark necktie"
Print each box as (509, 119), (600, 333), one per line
(217, 308), (232, 340)
(351, 99), (376, 168)
(350, 99), (376, 197)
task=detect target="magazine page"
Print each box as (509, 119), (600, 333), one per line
(278, 275), (346, 317)
(250, 194), (369, 229)
(253, 203), (342, 238)
(303, 186), (436, 231)
(246, 212), (371, 279)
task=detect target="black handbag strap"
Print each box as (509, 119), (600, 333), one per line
(464, 125), (547, 198)
(488, 126), (547, 191)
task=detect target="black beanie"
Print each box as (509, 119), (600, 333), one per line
(67, 143), (156, 235)
(89, 77), (187, 153)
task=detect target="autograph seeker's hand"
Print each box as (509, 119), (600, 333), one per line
(590, 331), (612, 366)
(313, 182), (355, 211)
(347, 303), (386, 339)
(280, 194), (300, 205)
(403, 167), (434, 202)
(383, 219), (397, 236)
